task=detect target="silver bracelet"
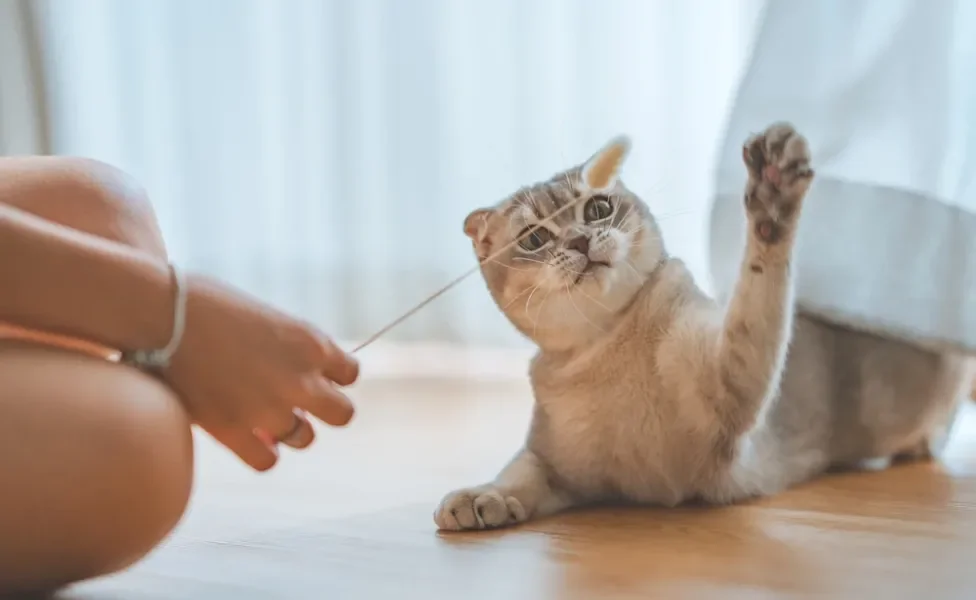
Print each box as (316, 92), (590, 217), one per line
(120, 263), (187, 371)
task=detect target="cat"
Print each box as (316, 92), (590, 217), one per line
(434, 122), (974, 531)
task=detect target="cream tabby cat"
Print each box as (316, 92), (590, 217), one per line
(434, 122), (973, 531)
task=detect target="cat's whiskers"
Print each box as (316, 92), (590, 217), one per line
(514, 256), (549, 266)
(557, 262), (586, 277)
(521, 188), (545, 224)
(486, 259), (534, 274)
(505, 189), (540, 239)
(562, 171), (581, 196)
(531, 287), (556, 338)
(618, 198), (637, 224)
(575, 283), (612, 313)
(524, 283), (543, 315)
(623, 226), (647, 242)
(617, 216), (647, 242)
(627, 219), (646, 231)
(499, 284), (536, 312)
(508, 201), (531, 238)
(523, 270), (554, 315)
(564, 281), (607, 333)
(354, 138), (632, 353)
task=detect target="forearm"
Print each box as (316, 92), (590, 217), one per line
(0, 203), (174, 352)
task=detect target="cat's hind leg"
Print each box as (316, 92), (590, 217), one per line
(894, 399), (965, 463)
(893, 440), (935, 463)
(434, 449), (573, 531)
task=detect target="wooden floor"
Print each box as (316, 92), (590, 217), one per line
(67, 369), (976, 600)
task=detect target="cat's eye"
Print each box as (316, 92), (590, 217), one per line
(517, 226), (553, 252)
(583, 195), (614, 222)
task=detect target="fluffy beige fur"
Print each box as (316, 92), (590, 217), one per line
(435, 123), (974, 531)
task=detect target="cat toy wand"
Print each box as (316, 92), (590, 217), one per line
(351, 136), (631, 353)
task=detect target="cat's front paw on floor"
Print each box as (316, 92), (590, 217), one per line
(434, 487), (527, 531)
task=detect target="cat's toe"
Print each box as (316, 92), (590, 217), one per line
(762, 124), (813, 185)
(434, 490), (479, 531)
(473, 490), (515, 528)
(743, 123), (813, 183)
(761, 122), (799, 154)
(741, 133), (766, 174)
(505, 496), (527, 522)
(434, 487), (524, 531)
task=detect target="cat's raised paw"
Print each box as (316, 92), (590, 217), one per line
(434, 486), (527, 531)
(742, 122), (813, 193)
(741, 123), (815, 243)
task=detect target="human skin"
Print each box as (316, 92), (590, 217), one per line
(0, 157), (358, 592)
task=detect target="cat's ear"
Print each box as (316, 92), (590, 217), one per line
(463, 208), (493, 257)
(580, 135), (632, 193)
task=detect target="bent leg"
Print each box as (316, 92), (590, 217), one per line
(0, 156), (169, 358)
(0, 342), (194, 593)
(0, 157), (193, 593)
(0, 156), (166, 256)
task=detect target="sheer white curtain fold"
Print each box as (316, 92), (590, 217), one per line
(0, 0), (48, 155)
(709, 0), (976, 353)
(34, 0), (758, 347)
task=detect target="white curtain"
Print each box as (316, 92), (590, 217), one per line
(33, 0), (761, 347)
(0, 0), (47, 155)
(709, 0), (976, 354)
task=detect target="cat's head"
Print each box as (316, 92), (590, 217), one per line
(464, 137), (665, 351)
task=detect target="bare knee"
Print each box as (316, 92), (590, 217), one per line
(0, 347), (193, 592)
(0, 156), (166, 257)
(82, 368), (195, 578)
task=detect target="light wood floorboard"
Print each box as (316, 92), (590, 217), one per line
(70, 376), (976, 599)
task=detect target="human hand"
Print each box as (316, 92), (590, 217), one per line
(162, 274), (359, 471)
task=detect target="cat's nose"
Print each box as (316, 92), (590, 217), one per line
(566, 235), (590, 256)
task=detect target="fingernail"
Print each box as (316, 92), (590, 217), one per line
(254, 428), (279, 456)
(345, 357), (360, 385)
(337, 392), (356, 425)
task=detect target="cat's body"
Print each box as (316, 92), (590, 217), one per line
(434, 124), (973, 531)
(528, 297), (967, 509)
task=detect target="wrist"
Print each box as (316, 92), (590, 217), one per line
(121, 262), (188, 370)
(156, 273), (211, 387)
(117, 256), (181, 351)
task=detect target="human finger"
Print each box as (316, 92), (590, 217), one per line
(304, 330), (359, 386)
(256, 409), (316, 450)
(278, 411), (315, 449)
(252, 402), (308, 445)
(300, 375), (356, 426)
(208, 425), (279, 472)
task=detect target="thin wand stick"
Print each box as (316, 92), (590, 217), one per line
(351, 194), (585, 353)
(351, 135), (630, 353)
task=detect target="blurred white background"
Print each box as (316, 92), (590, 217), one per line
(5, 0), (764, 349)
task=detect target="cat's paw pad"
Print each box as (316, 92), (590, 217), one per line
(433, 487), (527, 531)
(742, 122), (813, 193)
(741, 123), (815, 242)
